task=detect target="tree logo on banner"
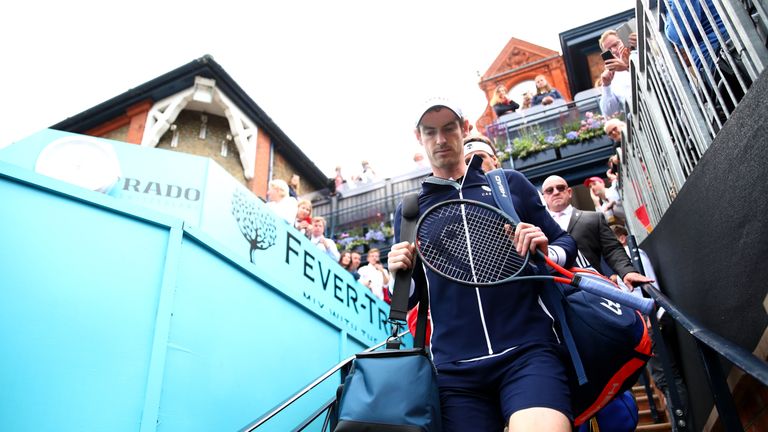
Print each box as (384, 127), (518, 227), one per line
(231, 189), (277, 262)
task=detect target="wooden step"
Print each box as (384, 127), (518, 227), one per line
(635, 394), (662, 412)
(636, 421), (673, 431)
(639, 407), (669, 424)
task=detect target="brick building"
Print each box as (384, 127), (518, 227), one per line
(51, 55), (329, 200)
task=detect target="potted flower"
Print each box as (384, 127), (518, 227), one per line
(336, 228), (368, 253)
(364, 221), (395, 250)
(495, 111), (617, 167)
(558, 112), (613, 157)
(509, 127), (559, 169)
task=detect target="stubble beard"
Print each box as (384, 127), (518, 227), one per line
(429, 148), (460, 172)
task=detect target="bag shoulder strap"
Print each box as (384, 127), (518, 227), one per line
(484, 170), (588, 385)
(485, 169), (521, 223)
(388, 193), (429, 349)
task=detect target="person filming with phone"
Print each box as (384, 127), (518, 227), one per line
(599, 28), (636, 116)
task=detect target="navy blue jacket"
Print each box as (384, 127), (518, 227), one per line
(394, 158), (577, 367)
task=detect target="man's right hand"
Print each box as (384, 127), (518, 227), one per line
(388, 241), (415, 273)
(605, 58), (629, 72)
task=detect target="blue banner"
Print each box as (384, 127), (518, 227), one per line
(0, 129), (390, 345)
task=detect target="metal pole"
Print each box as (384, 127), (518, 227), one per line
(628, 235), (690, 431)
(697, 342), (744, 431)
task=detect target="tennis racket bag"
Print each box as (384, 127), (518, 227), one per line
(557, 283), (651, 425)
(484, 169), (652, 426)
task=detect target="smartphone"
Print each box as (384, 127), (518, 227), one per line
(601, 50), (615, 61)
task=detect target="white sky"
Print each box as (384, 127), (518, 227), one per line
(0, 0), (633, 180)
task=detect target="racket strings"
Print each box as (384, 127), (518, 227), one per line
(417, 203), (528, 284)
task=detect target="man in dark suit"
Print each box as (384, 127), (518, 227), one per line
(541, 175), (652, 290)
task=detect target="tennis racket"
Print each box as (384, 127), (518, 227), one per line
(414, 199), (654, 314)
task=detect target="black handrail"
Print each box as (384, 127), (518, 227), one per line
(641, 282), (768, 431)
(641, 284), (768, 387)
(239, 330), (410, 432)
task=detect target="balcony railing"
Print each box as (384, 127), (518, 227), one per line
(485, 88), (604, 155)
(312, 167), (430, 246)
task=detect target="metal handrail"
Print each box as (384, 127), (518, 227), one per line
(642, 284), (768, 387)
(641, 279), (768, 431)
(291, 397), (336, 432)
(240, 330), (410, 431)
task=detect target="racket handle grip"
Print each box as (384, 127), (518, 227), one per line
(572, 274), (655, 314)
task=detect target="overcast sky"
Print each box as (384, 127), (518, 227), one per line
(0, 0), (633, 180)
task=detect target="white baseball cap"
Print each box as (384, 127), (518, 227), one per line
(415, 97), (463, 127)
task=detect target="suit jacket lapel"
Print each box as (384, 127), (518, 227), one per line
(567, 210), (581, 233)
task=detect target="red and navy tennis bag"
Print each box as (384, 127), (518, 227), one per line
(557, 282), (651, 425)
(485, 169), (652, 426)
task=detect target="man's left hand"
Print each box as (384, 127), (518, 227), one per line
(628, 32), (638, 50)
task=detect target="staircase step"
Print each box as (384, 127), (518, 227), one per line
(636, 394), (661, 411)
(638, 410), (669, 424)
(639, 407), (669, 424)
(633, 388), (649, 399)
(636, 421), (673, 431)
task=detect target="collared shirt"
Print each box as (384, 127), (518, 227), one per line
(311, 235), (340, 261)
(599, 52), (636, 116)
(358, 264), (388, 300)
(548, 205), (574, 231)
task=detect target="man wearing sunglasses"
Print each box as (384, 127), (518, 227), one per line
(541, 175), (652, 290)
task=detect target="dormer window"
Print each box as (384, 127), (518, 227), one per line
(192, 77), (215, 104)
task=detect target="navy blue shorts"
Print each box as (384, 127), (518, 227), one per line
(436, 341), (572, 431)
